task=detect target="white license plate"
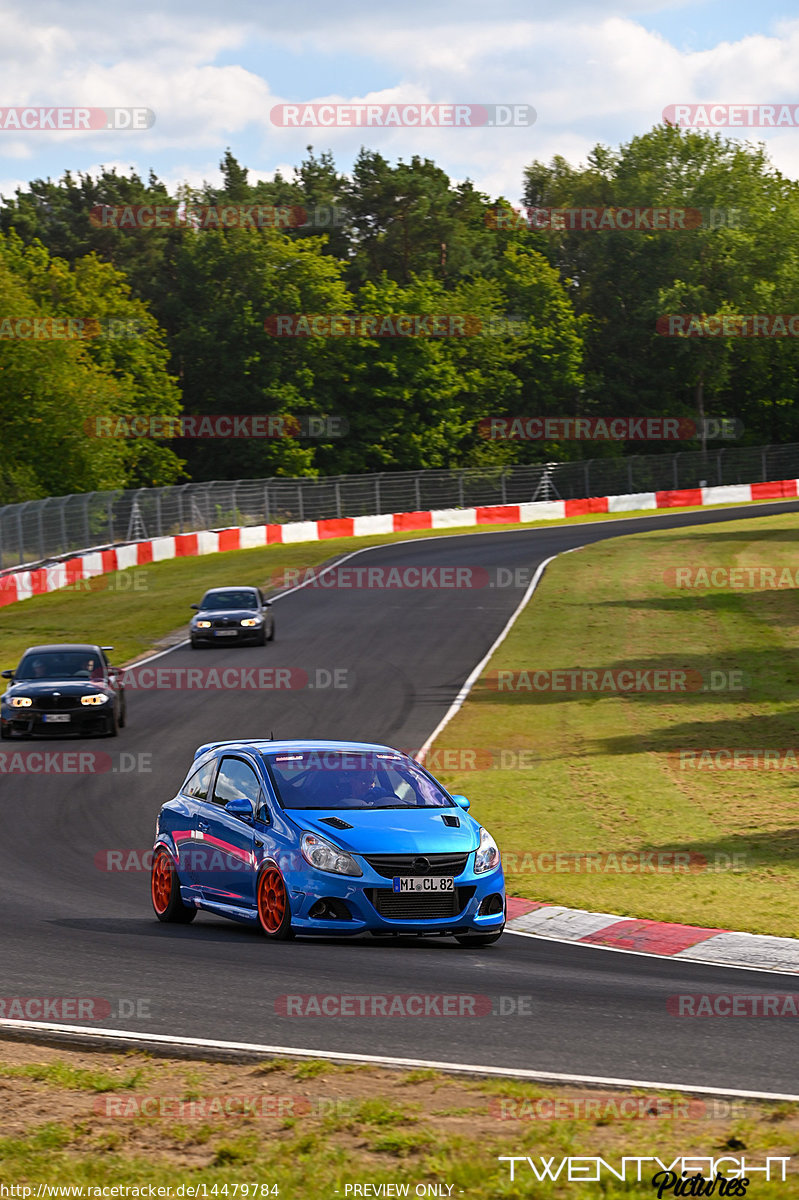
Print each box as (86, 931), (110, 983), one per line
(214, 629), (237, 637)
(43, 713), (71, 723)
(392, 876), (454, 893)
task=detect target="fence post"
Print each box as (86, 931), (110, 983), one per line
(60, 499), (67, 555)
(458, 473), (464, 507)
(762, 445), (769, 481)
(264, 483), (270, 525)
(583, 460), (590, 496)
(375, 474), (381, 513)
(717, 449), (724, 485)
(627, 457), (634, 493)
(298, 482), (304, 521)
(335, 479), (342, 518)
(414, 475), (421, 511)
(155, 490), (163, 537)
(673, 453), (680, 489)
(83, 494), (90, 549)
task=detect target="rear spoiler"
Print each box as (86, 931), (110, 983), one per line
(194, 740), (250, 760)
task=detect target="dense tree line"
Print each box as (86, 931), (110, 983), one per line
(0, 125), (797, 501)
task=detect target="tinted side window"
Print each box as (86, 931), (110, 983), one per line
(182, 760), (215, 800)
(213, 757), (261, 805)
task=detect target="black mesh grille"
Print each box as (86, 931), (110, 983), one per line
(34, 695), (81, 710)
(370, 890), (459, 919)
(364, 853), (470, 879)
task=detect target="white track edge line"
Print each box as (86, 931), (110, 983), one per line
(0, 1019), (795, 1101)
(504, 928), (799, 976)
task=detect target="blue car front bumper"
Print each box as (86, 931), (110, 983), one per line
(283, 857), (506, 936)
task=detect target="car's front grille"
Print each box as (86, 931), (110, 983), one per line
(211, 618), (239, 629)
(364, 852), (470, 879)
(369, 889), (462, 920)
(33, 695), (81, 710)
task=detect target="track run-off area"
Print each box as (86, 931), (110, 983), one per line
(2, 500), (799, 1096)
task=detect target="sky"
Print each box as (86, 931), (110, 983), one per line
(2, 0), (799, 206)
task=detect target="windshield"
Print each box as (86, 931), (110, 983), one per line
(15, 651), (105, 682)
(199, 590), (257, 610)
(263, 750), (454, 811)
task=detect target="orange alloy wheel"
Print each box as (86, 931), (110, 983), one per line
(258, 867), (287, 933)
(151, 850), (173, 915)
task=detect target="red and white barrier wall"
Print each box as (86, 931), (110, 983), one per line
(1, 477), (796, 609)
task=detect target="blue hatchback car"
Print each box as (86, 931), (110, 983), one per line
(151, 739), (505, 946)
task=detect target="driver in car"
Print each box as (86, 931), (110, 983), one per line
(336, 766), (395, 806)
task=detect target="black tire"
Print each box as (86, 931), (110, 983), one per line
(118, 699), (126, 728)
(255, 628), (266, 646)
(0, 724), (10, 740)
(256, 864), (294, 939)
(455, 928), (504, 947)
(190, 638), (202, 650)
(151, 848), (197, 923)
(106, 706), (119, 737)
(266, 619), (275, 642)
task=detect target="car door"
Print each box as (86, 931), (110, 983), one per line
(176, 757), (218, 891)
(195, 755), (261, 906)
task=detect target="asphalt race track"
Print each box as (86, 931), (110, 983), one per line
(2, 501), (798, 1094)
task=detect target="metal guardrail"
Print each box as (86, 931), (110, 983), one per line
(0, 443), (793, 570)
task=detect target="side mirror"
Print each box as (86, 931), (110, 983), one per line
(1, 670), (14, 680)
(101, 646), (114, 652)
(451, 794), (471, 812)
(225, 797), (254, 820)
(190, 603), (200, 611)
(263, 600), (272, 607)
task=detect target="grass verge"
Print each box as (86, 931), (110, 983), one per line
(433, 510), (799, 936)
(0, 1041), (796, 1196)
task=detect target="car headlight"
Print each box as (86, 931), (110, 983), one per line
(301, 833), (362, 876)
(195, 620), (212, 629)
(240, 618), (260, 627)
(475, 827), (500, 874)
(9, 696), (32, 708)
(81, 694), (110, 706)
